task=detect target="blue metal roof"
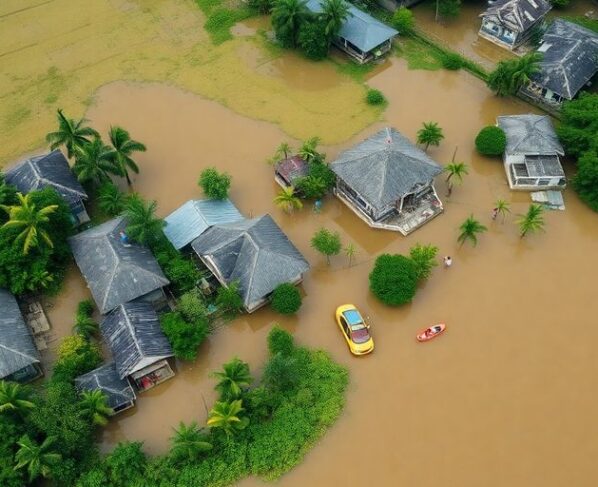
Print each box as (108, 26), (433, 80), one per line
(305, 0), (398, 53)
(163, 199), (244, 250)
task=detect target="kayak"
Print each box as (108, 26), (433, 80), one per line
(416, 323), (446, 342)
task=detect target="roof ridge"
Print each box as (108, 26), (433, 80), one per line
(37, 177), (87, 197)
(0, 343), (38, 364)
(121, 305), (145, 360)
(101, 237), (121, 312)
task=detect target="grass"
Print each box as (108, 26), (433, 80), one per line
(334, 59), (375, 82)
(195, 0), (255, 45)
(395, 37), (443, 71)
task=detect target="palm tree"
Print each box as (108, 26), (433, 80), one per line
(298, 136), (322, 163)
(73, 137), (117, 186)
(0, 381), (35, 415)
(170, 421), (212, 463)
(321, 0), (350, 44)
(344, 242), (356, 267)
(14, 435), (61, 482)
(271, 142), (293, 164)
(123, 194), (165, 245)
(517, 204), (545, 238)
(274, 186), (303, 213)
(78, 390), (113, 426)
(107, 126), (147, 186)
(97, 183), (126, 217)
(445, 162), (469, 197)
(0, 193), (58, 255)
(494, 199), (510, 223)
(212, 358), (252, 401)
(206, 400), (249, 437)
(45, 109), (99, 158)
(509, 53), (542, 93)
(272, 0), (310, 48)
(73, 316), (99, 341)
(26, 269), (54, 292)
(417, 122), (444, 151)
(457, 215), (487, 247)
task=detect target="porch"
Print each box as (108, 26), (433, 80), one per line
(505, 155), (566, 190)
(478, 23), (518, 49)
(334, 38), (393, 64)
(130, 359), (175, 392)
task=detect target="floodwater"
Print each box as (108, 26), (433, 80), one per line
(40, 49), (597, 487)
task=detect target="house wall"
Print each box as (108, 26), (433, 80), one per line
(479, 17), (519, 48)
(3, 363), (43, 383)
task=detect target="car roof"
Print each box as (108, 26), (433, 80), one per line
(343, 309), (363, 326)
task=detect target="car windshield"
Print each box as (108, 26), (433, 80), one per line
(343, 310), (370, 343)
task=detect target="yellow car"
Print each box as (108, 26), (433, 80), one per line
(335, 304), (374, 356)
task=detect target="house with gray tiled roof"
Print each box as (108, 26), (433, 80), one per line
(305, 0), (398, 63)
(0, 289), (42, 383)
(5, 150), (89, 225)
(330, 127), (443, 235)
(75, 362), (136, 413)
(521, 19), (598, 106)
(478, 0), (551, 50)
(191, 215), (309, 313)
(68, 217), (169, 314)
(497, 114), (566, 190)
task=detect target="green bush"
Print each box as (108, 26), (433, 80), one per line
(475, 126), (507, 156)
(311, 228), (341, 264)
(409, 243), (438, 281)
(295, 175), (327, 200)
(573, 151), (598, 211)
(160, 312), (209, 361)
(267, 325), (295, 356)
(557, 93), (598, 157)
(271, 283), (302, 314)
(152, 235), (202, 295)
(440, 52), (465, 70)
(198, 167), (232, 200)
(178, 288), (208, 322)
(247, 0), (274, 13)
(550, 0), (569, 8)
(365, 88), (386, 106)
(369, 254), (419, 306)
(298, 20), (329, 61)
(52, 335), (103, 383)
(216, 281), (244, 316)
(391, 7), (414, 34)
(77, 299), (95, 318)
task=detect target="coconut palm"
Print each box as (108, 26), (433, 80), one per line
(78, 390), (113, 426)
(206, 400), (249, 437)
(457, 215), (487, 247)
(26, 269), (54, 292)
(271, 142), (293, 164)
(494, 199), (510, 223)
(14, 435), (61, 482)
(445, 162), (469, 197)
(298, 136), (322, 163)
(212, 358), (252, 401)
(0, 193), (58, 255)
(170, 421), (212, 463)
(123, 194), (165, 245)
(272, 0), (310, 48)
(73, 137), (117, 186)
(517, 203), (544, 238)
(417, 122), (444, 151)
(107, 126), (147, 186)
(97, 183), (126, 217)
(344, 242), (356, 267)
(509, 52), (542, 93)
(73, 316), (99, 341)
(0, 381), (35, 415)
(321, 0), (350, 43)
(274, 186), (303, 213)
(45, 109), (99, 158)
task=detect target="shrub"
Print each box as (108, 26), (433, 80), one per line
(97, 182), (125, 217)
(77, 299), (94, 318)
(573, 151), (598, 211)
(267, 326), (295, 356)
(550, 0), (569, 7)
(178, 288), (208, 323)
(409, 243), (438, 281)
(307, 160), (335, 190)
(160, 312), (209, 361)
(369, 254), (419, 306)
(365, 88), (386, 106)
(53, 335), (102, 382)
(295, 175), (327, 200)
(311, 228), (341, 264)
(152, 235), (202, 295)
(271, 283), (302, 315)
(475, 126), (506, 156)
(557, 93), (598, 157)
(216, 281), (244, 316)
(247, 0), (274, 13)
(298, 20), (328, 61)
(391, 7), (414, 34)
(440, 52), (464, 70)
(198, 168), (231, 200)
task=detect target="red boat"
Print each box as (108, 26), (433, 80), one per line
(416, 323), (446, 342)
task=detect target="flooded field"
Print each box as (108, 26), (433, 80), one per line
(4, 2), (598, 486)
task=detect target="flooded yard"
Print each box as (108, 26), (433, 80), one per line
(3, 1), (598, 486)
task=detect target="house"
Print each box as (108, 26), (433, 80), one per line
(375, 0), (426, 12)
(330, 127), (443, 235)
(520, 19), (598, 106)
(191, 215), (309, 313)
(75, 362), (136, 414)
(68, 217), (170, 315)
(478, 0), (551, 50)
(0, 289), (42, 383)
(101, 303), (175, 392)
(4, 150), (90, 225)
(163, 199), (244, 250)
(497, 114), (566, 190)
(305, 0), (398, 63)
(274, 156), (309, 189)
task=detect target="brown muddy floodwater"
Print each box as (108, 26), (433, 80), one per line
(45, 53), (598, 487)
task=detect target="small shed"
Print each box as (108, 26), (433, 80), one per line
(521, 19), (598, 106)
(163, 199), (244, 250)
(478, 0), (551, 50)
(0, 289), (42, 383)
(305, 0), (398, 63)
(101, 303), (174, 392)
(68, 217), (170, 315)
(497, 114), (565, 190)
(191, 215), (309, 313)
(4, 150), (89, 225)
(75, 362), (136, 414)
(274, 156), (309, 189)
(330, 127), (443, 235)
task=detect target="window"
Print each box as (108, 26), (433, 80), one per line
(339, 316), (350, 335)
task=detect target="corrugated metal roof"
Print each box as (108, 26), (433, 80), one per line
(75, 362), (136, 410)
(0, 289), (40, 379)
(480, 0), (551, 33)
(497, 114), (564, 155)
(163, 199), (244, 250)
(305, 0), (398, 53)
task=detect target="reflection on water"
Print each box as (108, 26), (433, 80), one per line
(68, 53), (598, 486)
